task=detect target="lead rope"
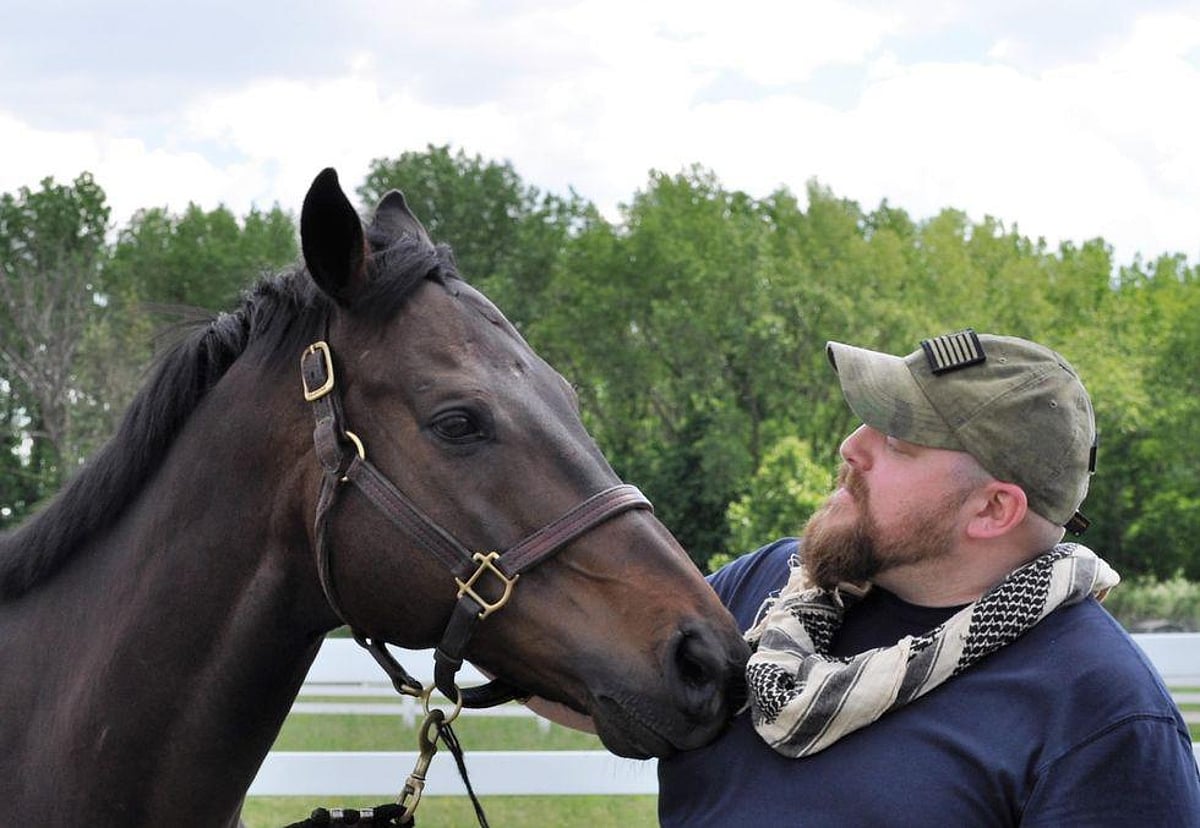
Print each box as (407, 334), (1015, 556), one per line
(434, 718), (491, 828)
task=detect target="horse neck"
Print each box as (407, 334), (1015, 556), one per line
(5, 360), (335, 824)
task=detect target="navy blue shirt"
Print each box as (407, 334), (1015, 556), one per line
(658, 539), (1200, 826)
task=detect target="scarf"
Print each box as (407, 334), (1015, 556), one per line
(744, 543), (1119, 758)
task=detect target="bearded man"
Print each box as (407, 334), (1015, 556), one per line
(652, 331), (1200, 826)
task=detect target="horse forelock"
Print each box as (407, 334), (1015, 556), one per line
(353, 232), (461, 322)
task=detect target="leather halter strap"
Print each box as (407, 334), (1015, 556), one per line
(301, 339), (653, 706)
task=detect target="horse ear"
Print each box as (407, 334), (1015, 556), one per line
(301, 168), (368, 304)
(370, 190), (435, 251)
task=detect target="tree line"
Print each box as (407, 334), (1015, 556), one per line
(2, 146), (1198, 580)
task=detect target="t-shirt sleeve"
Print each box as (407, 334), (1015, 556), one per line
(706, 537), (797, 632)
(1020, 715), (1200, 826)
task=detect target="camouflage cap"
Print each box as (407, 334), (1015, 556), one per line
(826, 329), (1096, 531)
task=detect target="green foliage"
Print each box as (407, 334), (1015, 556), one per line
(725, 436), (832, 561)
(0, 181), (298, 520)
(529, 170), (856, 565)
(0, 172), (111, 501)
(359, 144), (532, 283)
(1103, 574), (1200, 631)
(1116, 257), (1200, 579)
(104, 202), (297, 309)
(5, 151), (1200, 582)
(71, 202), (299, 472)
(0, 380), (38, 528)
(358, 144), (587, 329)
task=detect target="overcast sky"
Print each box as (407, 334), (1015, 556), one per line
(3, 1), (1198, 268)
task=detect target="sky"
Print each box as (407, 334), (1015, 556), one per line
(2, 0), (1199, 269)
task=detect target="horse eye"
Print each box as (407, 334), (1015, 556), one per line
(431, 411), (484, 443)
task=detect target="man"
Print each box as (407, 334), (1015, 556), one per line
(657, 330), (1200, 826)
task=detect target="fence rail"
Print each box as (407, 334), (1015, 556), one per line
(250, 633), (1200, 796)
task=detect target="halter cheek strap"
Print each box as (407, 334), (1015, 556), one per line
(301, 338), (653, 707)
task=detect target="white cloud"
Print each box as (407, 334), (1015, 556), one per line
(1, 110), (267, 227)
(2, 2), (1198, 267)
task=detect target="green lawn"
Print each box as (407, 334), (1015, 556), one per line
(243, 795), (657, 828)
(271, 711), (605, 752)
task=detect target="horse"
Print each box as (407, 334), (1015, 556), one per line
(0, 168), (750, 827)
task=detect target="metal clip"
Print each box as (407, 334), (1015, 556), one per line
(422, 682), (463, 725)
(455, 551), (519, 619)
(397, 709), (444, 817)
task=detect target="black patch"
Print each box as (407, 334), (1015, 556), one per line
(921, 329), (986, 374)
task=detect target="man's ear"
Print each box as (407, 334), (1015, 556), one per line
(964, 481), (1028, 540)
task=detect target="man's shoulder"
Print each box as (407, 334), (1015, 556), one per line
(1027, 598), (1160, 672)
(988, 596), (1183, 722)
(708, 538), (798, 629)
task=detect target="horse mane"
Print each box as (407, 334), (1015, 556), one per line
(0, 238), (459, 599)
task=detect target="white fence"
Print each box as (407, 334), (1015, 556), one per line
(250, 633), (1200, 797)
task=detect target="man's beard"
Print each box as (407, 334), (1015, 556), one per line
(800, 463), (962, 591)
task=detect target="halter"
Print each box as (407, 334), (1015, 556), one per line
(300, 337), (653, 708)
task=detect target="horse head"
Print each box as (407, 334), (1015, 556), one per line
(295, 168), (749, 758)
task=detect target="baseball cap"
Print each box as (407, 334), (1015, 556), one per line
(826, 329), (1096, 533)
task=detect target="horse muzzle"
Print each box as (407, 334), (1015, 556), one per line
(587, 620), (750, 759)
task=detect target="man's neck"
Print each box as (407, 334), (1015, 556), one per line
(832, 586), (965, 656)
(872, 543), (1044, 607)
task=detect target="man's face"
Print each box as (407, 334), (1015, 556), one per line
(801, 426), (976, 590)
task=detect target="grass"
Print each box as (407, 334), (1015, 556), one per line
(242, 795), (658, 827)
(245, 711), (647, 827)
(271, 711), (605, 752)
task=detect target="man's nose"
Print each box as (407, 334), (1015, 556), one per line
(839, 424), (874, 470)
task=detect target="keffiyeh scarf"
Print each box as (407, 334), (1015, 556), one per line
(744, 543), (1120, 758)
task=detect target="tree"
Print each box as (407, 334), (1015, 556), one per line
(70, 202), (299, 459)
(1114, 254), (1200, 577)
(358, 144), (586, 328)
(723, 436), (833, 567)
(104, 202), (297, 310)
(0, 380), (38, 528)
(0, 173), (110, 494)
(532, 167), (829, 564)
(6, 151), (1200, 580)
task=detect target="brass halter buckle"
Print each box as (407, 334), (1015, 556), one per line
(455, 551), (519, 619)
(301, 341), (336, 401)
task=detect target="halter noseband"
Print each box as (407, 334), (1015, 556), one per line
(301, 338), (653, 707)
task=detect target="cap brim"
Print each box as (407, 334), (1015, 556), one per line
(826, 341), (962, 450)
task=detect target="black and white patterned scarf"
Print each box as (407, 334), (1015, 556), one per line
(744, 543), (1119, 757)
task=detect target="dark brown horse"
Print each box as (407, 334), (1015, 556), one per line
(0, 169), (749, 827)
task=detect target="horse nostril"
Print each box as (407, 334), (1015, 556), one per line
(671, 626), (726, 720)
(677, 639), (712, 688)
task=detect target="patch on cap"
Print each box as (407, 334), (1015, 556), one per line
(921, 329), (986, 374)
